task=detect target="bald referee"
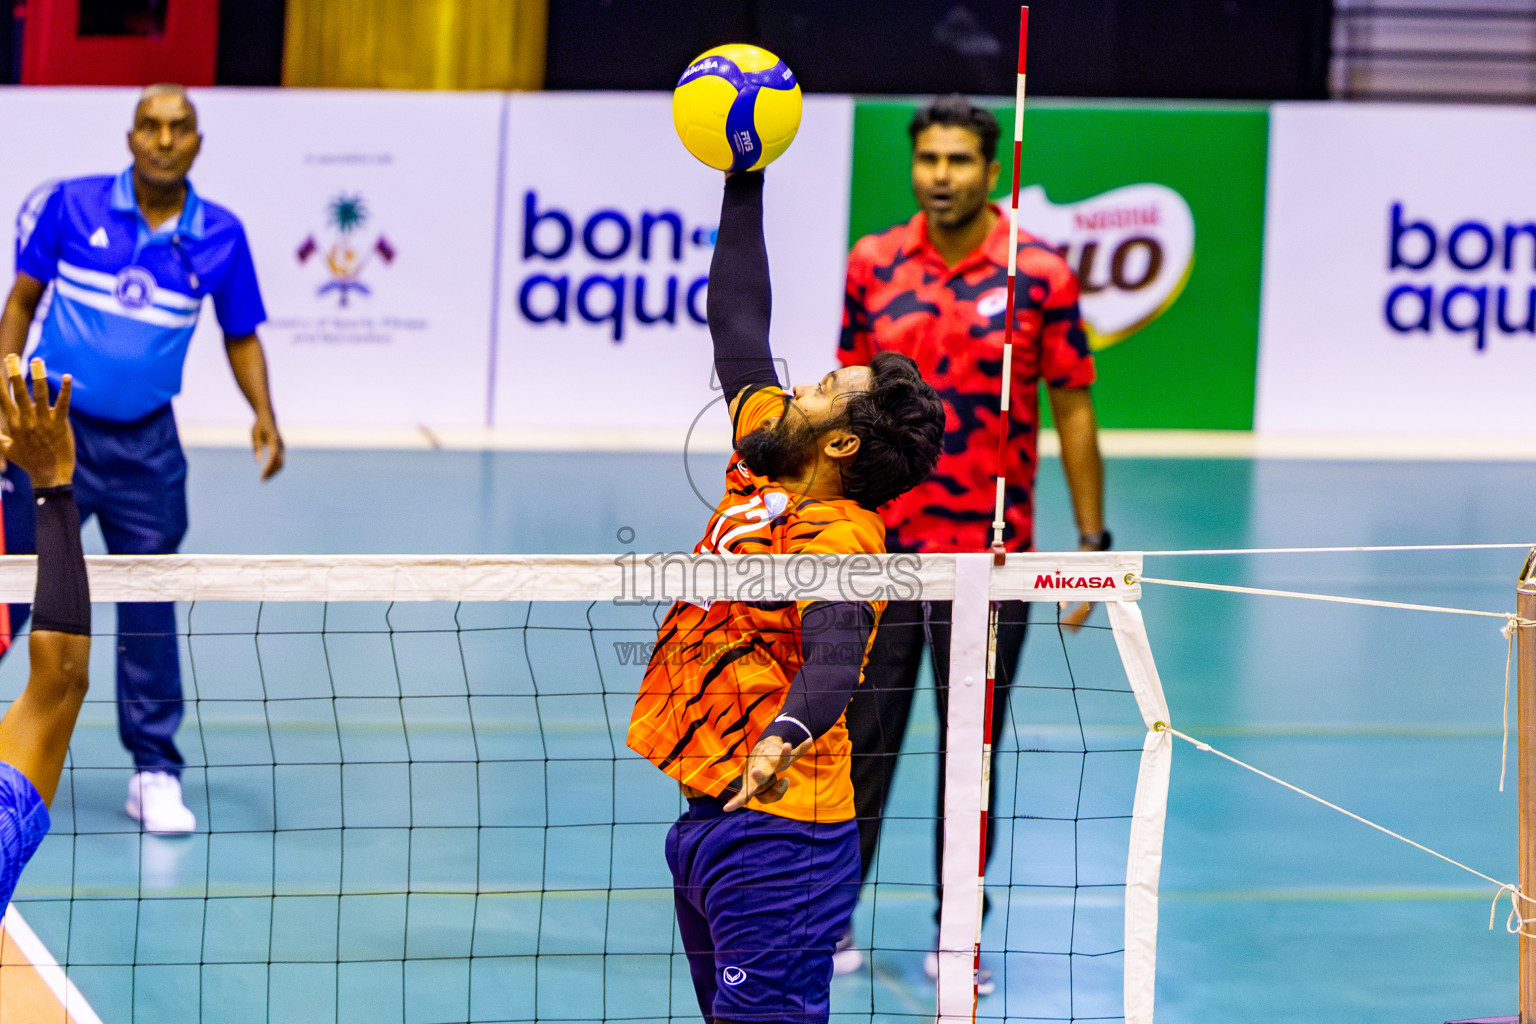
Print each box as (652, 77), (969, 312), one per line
(0, 84), (281, 835)
(0, 355), (91, 908)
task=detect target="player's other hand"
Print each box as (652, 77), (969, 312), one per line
(1060, 535), (1109, 633)
(253, 414), (285, 480)
(0, 356), (74, 489)
(724, 734), (805, 811)
(1059, 601), (1093, 634)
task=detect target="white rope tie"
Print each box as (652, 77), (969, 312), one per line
(1491, 883), (1536, 939)
(1157, 723), (1535, 935)
(1134, 575), (1514, 620)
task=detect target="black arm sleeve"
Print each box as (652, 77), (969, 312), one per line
(708, 171), (780, 405)
(30, 485), (90, 636)
(760, 601), (876, 747)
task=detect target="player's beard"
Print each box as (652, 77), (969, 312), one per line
(738, 415), (820, 481)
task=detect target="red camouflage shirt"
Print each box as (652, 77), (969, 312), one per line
(839, 206), (1094, 554)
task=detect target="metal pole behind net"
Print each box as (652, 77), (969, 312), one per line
(1520, 547), (1536, 1023)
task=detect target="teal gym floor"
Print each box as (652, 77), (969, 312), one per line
(2, 448), (1530, 1024)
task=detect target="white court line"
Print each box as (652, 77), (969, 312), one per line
(2, 905), (105, 1024)
(174, 425), (1536, 459)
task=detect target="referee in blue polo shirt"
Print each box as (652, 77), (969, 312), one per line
(0, 84), (284, 835)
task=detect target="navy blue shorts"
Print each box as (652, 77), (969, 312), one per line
(666, 798), (860, 1024)
(0, 762), (49, 910)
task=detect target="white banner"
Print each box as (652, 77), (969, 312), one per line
(0, 87), (504, 431)
(1257, 103), (1536, 435)
(491, 92), (854, 441)
(180, 89), (504, 429)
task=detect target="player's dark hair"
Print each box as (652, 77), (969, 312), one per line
(838, 352), (946, 511)
(908, 94), (1000, 164)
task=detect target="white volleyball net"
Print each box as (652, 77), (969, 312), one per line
(0, 551), (1166, 1024)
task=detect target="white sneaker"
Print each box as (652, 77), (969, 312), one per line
(126, 771), (196, 835)
(924, 949), (995, 996)
(831, 929), (864, 975)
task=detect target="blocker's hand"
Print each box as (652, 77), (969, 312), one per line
(724, 734), (806, 811)
(0, 355), (75, 489)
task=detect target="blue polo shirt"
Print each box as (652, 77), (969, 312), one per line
(17, 169), (266, 422)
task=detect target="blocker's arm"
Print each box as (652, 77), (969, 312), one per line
(0, 358), (90, 808)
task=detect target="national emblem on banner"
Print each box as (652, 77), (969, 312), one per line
(296, 193), (396, 307)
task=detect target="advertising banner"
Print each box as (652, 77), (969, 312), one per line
(1257, 103), (1536, 436)
(0, 87), (505, 431)
(490, 92), (854, 444)
(180, 89), (505, 429)
(849, 100), (1270, 430)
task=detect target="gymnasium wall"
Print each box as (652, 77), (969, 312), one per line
(0, 87), (1531, 445)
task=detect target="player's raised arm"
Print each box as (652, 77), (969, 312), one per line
(707, 172), (780, 423)
(0, 356), (90, 808)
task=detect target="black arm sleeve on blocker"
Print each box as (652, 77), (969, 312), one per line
(30, 485), (90, 636)
(760, 601), (876, 747)
(708, 172), (780, 405)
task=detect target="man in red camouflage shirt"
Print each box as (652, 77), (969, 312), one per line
(834, 94), (1109, 990)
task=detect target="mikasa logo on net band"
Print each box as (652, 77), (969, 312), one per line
(1034, 573), (1118, 590)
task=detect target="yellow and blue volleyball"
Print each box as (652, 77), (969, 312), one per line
(672, 44), (802, 172)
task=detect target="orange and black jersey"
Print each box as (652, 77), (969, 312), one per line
(841, 207), (1095, 554)
(626, 386), (886, 823)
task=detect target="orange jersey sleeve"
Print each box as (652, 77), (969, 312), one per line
(731, 384), (788, 447)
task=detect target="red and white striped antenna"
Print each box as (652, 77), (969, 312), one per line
(989, 5), (1029, 566)
(938, 16), (1030, 1018)
(978, 7), (1028, 1015)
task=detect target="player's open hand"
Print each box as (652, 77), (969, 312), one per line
(724, 734), (802, 811)
(0, 356), (74, 490)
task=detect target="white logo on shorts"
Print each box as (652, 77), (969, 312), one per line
(722, 965), (747, 986)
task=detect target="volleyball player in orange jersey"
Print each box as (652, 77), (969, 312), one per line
(626, 171), (944, 1023)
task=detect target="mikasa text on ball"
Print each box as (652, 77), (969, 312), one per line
(672, 44), (802, 172)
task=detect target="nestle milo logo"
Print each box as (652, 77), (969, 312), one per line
(1017, 183), (1195, 350)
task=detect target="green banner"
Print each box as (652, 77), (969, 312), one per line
(848, 100), (1269, 430)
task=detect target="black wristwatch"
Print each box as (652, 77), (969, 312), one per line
(1079, 530), (1112, 551)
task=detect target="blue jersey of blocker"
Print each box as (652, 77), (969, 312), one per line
(17, 169), (267, 422)
(0, 762), (48, 911)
